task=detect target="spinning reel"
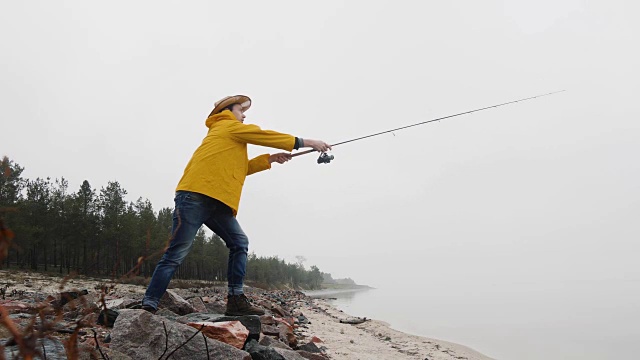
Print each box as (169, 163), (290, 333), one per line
(317, 152), (334, 164)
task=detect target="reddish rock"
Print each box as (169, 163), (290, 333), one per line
(311, 336), (323, 343)
(271, 304), (289, 318)
(277, 322), (297, 348)
(274, 317), (294, 331)
(0, 300), (30, 313)
(256, 299), (290, 317)
(282, 317), (296, 327)
(188, 320), (249, 349)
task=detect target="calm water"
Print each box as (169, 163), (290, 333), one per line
(305, 279), (640, 360)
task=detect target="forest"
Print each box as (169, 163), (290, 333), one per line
(0, 156), (324, 289)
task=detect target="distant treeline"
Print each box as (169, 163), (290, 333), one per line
(0, 156), (324, 289)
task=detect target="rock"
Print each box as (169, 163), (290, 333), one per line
(256, 299), (290, 318)
(281, 317), (296, 327)
(339, 316), (368, 324)
(212, 315), (261, 342)
(187, 320), (249, 349)
(297, 342), (322, 354)
(245, 339), (286, 360)
(187, 296), (207, 312)
(297, 350), (329, 360)
(159, 289), (196, 315)
(260, 315), (276, 325)
(78, 345), (132, 360)
(176, 312), (226, 323)
(262, 324), (280, 336)
(60, 289), (89, 306)
(297, 314), (310, 325)
(277, 322), (297, 348)
(204, 299), (227, 314)
(97, 308), (119, 327)
(155, 308), (181, 322)
(3, 338), (67, 360)
(100, 298), (138, 310)
(310, 336), (323, 343)
(111, 309), (250, 360)
(0, 300), (30, 313)
(178, 313), (260, 342)
(273, 305), (290, 318)
(63, 296), (99, 321)
(272, 348), (306, 360)
(259, 335), (293, 350)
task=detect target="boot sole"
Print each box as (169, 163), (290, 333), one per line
(225, 311), (265, 316)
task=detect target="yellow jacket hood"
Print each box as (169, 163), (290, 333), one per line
(205, 110), (237, 128)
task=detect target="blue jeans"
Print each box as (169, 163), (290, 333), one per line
(142, 191), (249, 309)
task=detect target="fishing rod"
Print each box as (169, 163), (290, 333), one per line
(292, 90), (565, 164)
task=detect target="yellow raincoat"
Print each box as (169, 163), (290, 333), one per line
(176, 110), (295, 215)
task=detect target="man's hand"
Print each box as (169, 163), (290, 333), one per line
(269, 153), (292, 164)
(304, 139), (332, 152)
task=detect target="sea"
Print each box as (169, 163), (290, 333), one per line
(305, 279), (640, 360)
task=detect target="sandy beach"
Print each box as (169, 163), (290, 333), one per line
(296, 297), (494, 360)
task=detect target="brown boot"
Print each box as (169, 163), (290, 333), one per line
(225, 294), (265, 316)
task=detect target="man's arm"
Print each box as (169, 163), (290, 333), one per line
(247, 153), (294, 176)
(247, 154), (271, 176)
(227, 122), (332, 153)
(227, 122), (296, 151)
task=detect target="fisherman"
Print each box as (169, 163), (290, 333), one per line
(140, 95), (331, 315)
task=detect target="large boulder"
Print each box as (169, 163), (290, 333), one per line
(159, 289), (196, 315)
(110, 309), (250, 360)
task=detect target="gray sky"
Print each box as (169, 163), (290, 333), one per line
(1, 0), (638, 292)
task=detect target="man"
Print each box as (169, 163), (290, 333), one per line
(141, 95), (331, 316)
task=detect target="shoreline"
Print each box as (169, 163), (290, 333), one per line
(0, 270), (494, 359)
(297, 295), (495, 360)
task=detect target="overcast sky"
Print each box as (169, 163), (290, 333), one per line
(1, 0), (638, 291)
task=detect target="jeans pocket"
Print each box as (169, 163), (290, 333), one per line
(185, 192), (207, 203)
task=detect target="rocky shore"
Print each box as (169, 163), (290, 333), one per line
(0, 271), (493, 360)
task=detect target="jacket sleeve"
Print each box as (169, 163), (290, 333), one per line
(247, 154), (271, 175)
(226, 122), (296, 151)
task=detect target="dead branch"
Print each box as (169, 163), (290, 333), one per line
(159, 321), (170, 360)
(161, 323), (204, 360)
(202, 332), (210, 360)
(91, 329), (109, 360)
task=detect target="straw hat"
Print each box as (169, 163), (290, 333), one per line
(208, 95), (252, 117)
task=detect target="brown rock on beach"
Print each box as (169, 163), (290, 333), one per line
(187, 320), (249, 349)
